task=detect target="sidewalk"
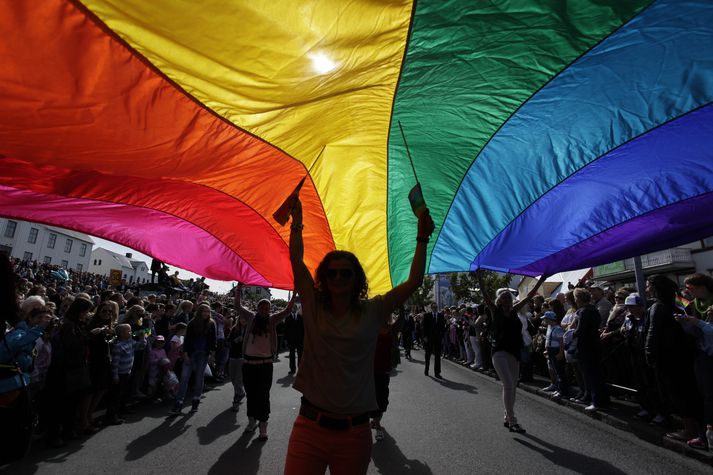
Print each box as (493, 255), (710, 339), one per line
(440, 354), (713, 467)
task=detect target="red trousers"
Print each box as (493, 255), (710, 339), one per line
(284, 415), (372, 475)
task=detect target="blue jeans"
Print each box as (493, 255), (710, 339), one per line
(176, 352), (208, 403)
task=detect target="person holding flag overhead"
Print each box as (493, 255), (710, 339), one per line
(283, 191), (434, 474)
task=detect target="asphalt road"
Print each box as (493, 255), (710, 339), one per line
(5, 349), (710, 475)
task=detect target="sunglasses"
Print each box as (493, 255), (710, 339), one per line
(326, 268), (353, 280)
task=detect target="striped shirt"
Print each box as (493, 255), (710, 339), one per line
(111, 338), (146, 379)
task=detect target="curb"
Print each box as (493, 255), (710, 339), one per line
(440, 355), (713, 467)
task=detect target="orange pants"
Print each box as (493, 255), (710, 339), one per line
(284, 415), (372, 475)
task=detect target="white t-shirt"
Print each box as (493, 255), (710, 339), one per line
(244, 332), (272, 358)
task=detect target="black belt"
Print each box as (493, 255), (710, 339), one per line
(299, 401), (369, 431)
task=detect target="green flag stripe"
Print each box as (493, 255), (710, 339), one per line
(387, 0), (652, 285)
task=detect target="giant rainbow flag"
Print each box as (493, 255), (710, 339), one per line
(1, 0), (712, 294)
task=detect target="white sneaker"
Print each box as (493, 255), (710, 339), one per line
(584, 404), (599, 413)
(245, 417), (258, 432)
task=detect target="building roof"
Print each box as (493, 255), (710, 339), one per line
(130, 260), (148, 270)
(45, 225), (95, 244)
(93, 247), (133, 268)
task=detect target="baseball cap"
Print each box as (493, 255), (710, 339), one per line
(541, 311), (557, 321)
(624, 294), (643, 306)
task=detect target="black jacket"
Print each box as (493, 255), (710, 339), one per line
(574, 304), (601, 358)
(284, 312), (304, 345)
(183, 317), (216, 356)
(422, 311), (446, 343)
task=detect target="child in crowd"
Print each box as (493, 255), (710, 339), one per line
(147, 335), (168, 400)
(542, 311), (567, 398)
(160, 358), (179, 399)
(169, 322), (187, 371)
(106, 324), (146, 425)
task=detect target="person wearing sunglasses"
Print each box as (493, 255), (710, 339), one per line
(284, 195), (434, 475)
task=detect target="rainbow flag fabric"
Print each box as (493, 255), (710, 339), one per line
(1, 1), (713, 293)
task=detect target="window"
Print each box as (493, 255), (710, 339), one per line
(23, 251), (32, 262)
(77, 263), (83, 272)
(61, 260), (69, 268)
(47, 233), (57, 249)
(43, 256), (51, 264)
(4, 220), (17, 238)
(64, 238), (73, 253)
(704, 236), (713, 248)
(99, 259), (102, 266)
(93, 259), (97, 265)
(80, 243), (87, 257)
(28, 227), (38, 244)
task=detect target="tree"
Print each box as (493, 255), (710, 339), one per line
(449, 270), (512, 304)
(406, 275), (435, 308)
(450, 272), (477, 303)
(271, 298), (288, 308)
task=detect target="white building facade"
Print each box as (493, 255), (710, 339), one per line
(89, 247), (151, 284)
(0, 218), (93, 271)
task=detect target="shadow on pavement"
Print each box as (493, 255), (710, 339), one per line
(197, 409), (241, 445)
(371, 430), (433, 475)
(209, 431), (265, 475)
(433, 378), (478, 394)
(513, 433), (627, 474)
(3, 440), (85, 475)
(125, 415), (192, 461)
(276, 373), (295, 388)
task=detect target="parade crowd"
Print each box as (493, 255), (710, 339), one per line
(403, 275), (713, 450)
(2, 255), (713, 466)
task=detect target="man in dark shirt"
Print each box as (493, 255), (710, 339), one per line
(284, 306), (304, 374)
(422, 303), (445, 378)
(402, 310), (416, 360)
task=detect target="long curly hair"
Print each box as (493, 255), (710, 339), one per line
(315, 250), (368, 310)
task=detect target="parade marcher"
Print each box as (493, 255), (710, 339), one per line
(478, 271), (544, 434)
(234, 285), (294, 440)
(285, 303), (304, 374)
(422, 302), (446, 378)
(284, 195), (434, 475)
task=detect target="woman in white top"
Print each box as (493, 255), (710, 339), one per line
(283, 196), (434, 475)
(235, 286), (294, 440)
